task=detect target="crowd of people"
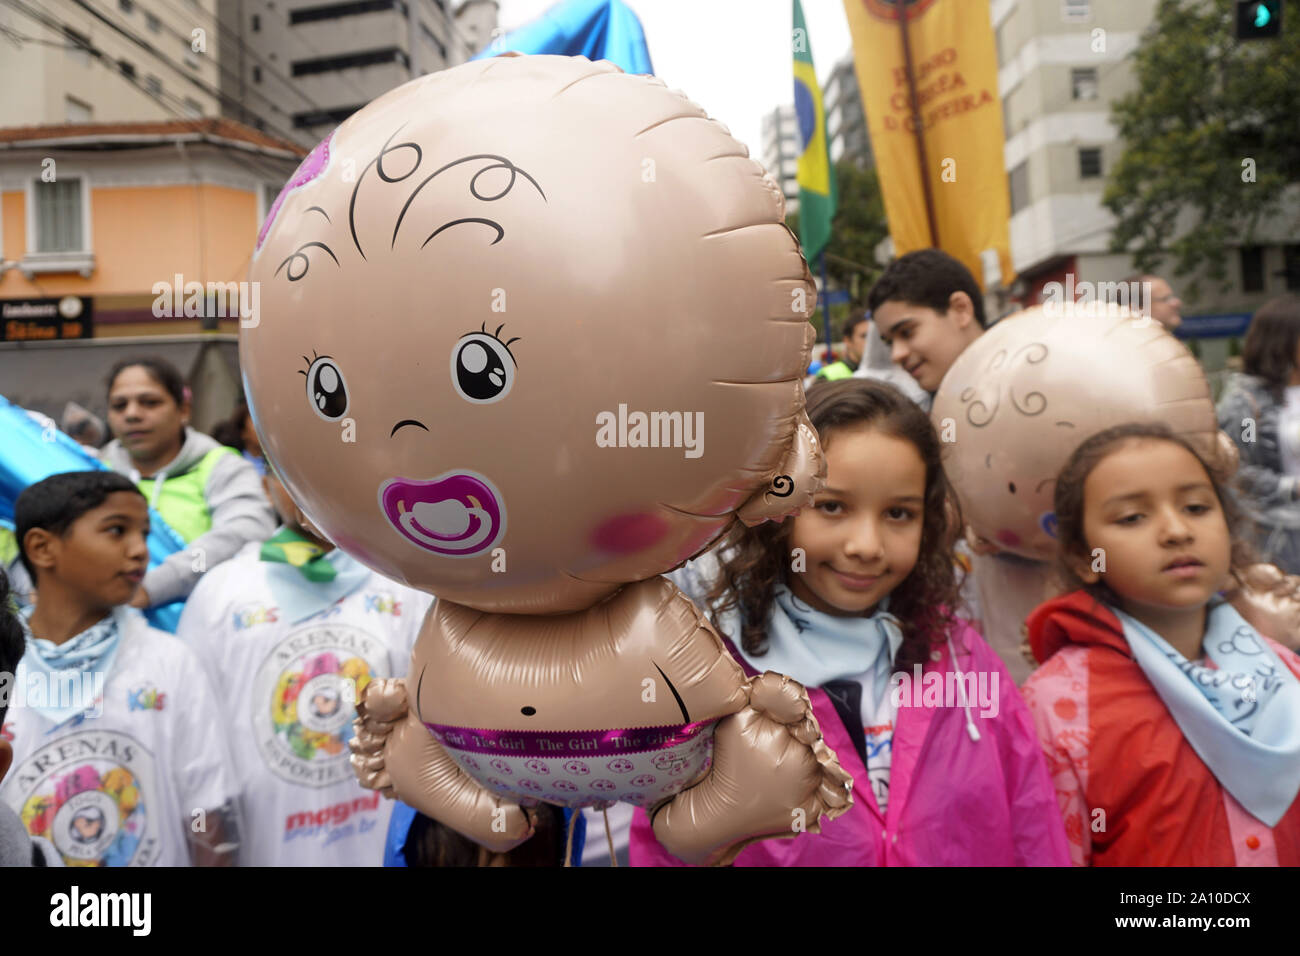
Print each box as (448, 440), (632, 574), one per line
(3, 249), (1300, 867)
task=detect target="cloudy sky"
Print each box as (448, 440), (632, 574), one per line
(495, 0), (855, 157)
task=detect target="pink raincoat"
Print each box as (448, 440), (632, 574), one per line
(629, 619), (1070, 866)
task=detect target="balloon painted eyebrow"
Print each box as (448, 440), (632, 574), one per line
(305, 206), (331, 223)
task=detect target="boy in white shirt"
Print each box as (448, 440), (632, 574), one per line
(2, 471), (241, 866)
(177, 465), (430, 866)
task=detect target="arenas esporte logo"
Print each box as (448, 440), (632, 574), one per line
(251, 622), (388, 788)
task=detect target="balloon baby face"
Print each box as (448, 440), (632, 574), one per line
(931, 303), (1225, 561)
(243, 55), (818, 612)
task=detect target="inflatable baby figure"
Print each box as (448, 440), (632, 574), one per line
(242, 54), (851, 865)
(931, 302), (1235, 675)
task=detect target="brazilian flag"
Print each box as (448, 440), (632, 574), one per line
(792, 0), (837, 263)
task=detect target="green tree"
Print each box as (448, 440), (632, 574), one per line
(788, 159), (889, 338)
(1104, 0), (1300, 298)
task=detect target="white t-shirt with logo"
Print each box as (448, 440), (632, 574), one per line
(176, 543), (431, 867)
(857, 674), (898, 816)
(0, 614), (241, 867)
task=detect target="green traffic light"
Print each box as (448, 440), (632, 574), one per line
(1255, 3), (1272, 28)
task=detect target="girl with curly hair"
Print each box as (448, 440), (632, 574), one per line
(630, 378), (1069, 866)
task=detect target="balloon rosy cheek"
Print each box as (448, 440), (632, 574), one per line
(591, 512), (668, 555)
(995, 529), (1022, 548)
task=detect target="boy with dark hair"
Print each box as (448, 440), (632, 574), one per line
(868, 248), (987, 394)
(815, 312), (871, 382)
(0, 568), (62, 865)
(177, 464), (430, 866)
(1, 471), (241, 866)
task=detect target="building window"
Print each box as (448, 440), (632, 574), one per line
(64, 27), (91, 67)
(119, 0), (134, 13)
(35, 179), (85, 252)
(1078, 147), (1102, 178)
(1241, 246), (1265, 293)
(292, 48), (404, 76)
(185, 42), (200, 69)
(252, 13), (260, 30)
(1071, 67), (1098, 100)
(293, 104), (365, 128)
(1061, 0), (1091, 23)
(146, 11), (161, 32)
(290, 0), (400, 24)
(995, 23), (1006, 67)
(64, 96), (92, 123)
(1002, 96), (1012, 135)
(1286, 245), (1300, 291)
(1009, 161), (1030, 214)
(145, 75), (162, 95)
(119, 59), (136, 79)
(253, 65), (262, 83)
(183, 97), (203, 117)
(420, 21), (447, 60)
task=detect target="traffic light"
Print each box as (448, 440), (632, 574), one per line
(1236, 0), (1283, 39)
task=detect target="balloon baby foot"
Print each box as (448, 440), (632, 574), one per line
(349, 678), (409, 797)
(350, 680), (538, 853)
(650, 671), (852, 866)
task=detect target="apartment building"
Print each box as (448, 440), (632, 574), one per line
(825, 51), (872, 170)
(761, 102), (800, 214)
(995, 0), (1299, 322)
(0, 0), (224, 126)
(216, 0), (498, 147)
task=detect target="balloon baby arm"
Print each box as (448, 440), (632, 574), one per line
(649, 671), (852, 866)
(349, 678), (537, 853)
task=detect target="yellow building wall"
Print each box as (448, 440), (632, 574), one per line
(0, 183), (261, 299)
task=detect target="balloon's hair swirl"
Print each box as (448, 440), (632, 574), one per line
(770, 475), (794, 498)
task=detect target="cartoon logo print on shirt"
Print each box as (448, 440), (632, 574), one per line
(127, 685), (165, 712)
(0, 730), (160, 867)
(252, 622), (390, 788)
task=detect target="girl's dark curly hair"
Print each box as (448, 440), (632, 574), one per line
(1053, 422), (1258, 606)
(700, 378), (965, 677)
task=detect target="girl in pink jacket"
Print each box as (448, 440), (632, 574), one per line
(629, 379), (1070, 866)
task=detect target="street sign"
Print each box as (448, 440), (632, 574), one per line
(1236, 1), (1283, 39)
(1176, 312), (1251, 339)
(0, 297), (93, 342)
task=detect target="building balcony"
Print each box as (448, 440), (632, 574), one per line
(17, 250), (96, 279)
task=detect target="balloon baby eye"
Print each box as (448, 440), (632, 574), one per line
(450, 323), (520, 404)
(299, 352), (349, 420)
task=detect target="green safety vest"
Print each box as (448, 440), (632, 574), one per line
(136, 446), (234, 543)
(817, 361), (855, 381)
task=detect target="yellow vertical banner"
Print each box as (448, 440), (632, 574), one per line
(842, 0), (1015, 289)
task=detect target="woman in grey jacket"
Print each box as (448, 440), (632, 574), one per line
(101, 357), (275, 607)
(1216, 294), (1300, 573)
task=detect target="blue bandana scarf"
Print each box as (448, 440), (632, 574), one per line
(1113, 601), (1300, 826)
(733, 585), (904, 703)
(15, 607), (124, 724)
(263, 544), (371, 624)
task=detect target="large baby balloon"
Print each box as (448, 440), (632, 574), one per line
(933, 302), (1232, 562)
(243, 54), (849, 865)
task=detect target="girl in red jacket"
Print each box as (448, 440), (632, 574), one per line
(1024, 421), (1300, 865)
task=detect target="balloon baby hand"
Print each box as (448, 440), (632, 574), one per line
(1227, 563), (1300, 651)
(650, 671), (852, 867)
